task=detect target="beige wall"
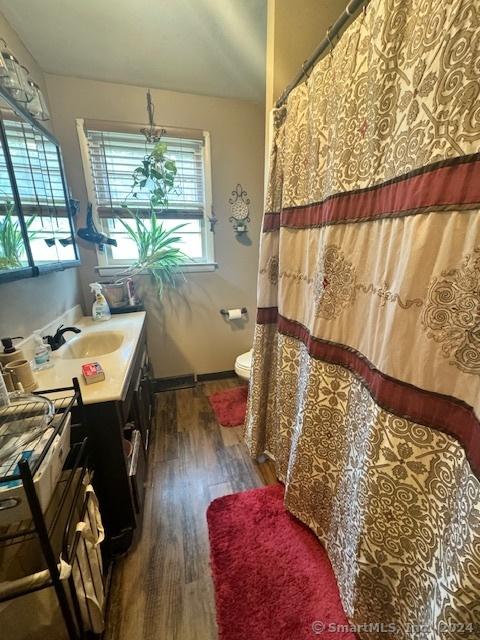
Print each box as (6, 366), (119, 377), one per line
(0, 12), (48, 108)
(45, 74), (265, 378)
(0, 12), (82, 340)
(266, 0), (349, 109)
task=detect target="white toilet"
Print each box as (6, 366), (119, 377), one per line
(235, 349), (253, 380)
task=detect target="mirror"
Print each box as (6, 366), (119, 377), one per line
(0, 130), (29, 274)
(0, 88), (78, 282)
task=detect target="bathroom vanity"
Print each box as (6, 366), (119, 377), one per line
(35, 311), (154, 557)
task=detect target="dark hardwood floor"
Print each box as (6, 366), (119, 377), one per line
(105, 379), (277, 640)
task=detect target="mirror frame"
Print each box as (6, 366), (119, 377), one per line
(0, 85), (79, 284)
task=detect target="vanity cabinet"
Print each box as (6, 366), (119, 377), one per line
(133, 351), (155, 450)
(72, 326), (153, 558)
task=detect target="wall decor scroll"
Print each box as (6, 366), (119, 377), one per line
(229, 183), (250, 234)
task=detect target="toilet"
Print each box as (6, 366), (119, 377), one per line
(234, 349), (253, 380)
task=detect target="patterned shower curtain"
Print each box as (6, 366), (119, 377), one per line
(245, 0), (480, 638)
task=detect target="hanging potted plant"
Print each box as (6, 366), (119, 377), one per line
(115, 140), (187, 297)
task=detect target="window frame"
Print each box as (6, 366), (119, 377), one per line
(76, 119), (216, 274)
(0, 85), (79, 285)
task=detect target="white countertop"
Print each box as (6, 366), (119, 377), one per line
(34, 312), (146, 405)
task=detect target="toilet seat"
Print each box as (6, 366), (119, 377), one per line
(235, 349), (252, 380)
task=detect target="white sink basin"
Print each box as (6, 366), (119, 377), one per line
(59, 331), (124, 359)
(32, 311), (146, 404)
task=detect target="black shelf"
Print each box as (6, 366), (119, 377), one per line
(0, 379), (98, 639)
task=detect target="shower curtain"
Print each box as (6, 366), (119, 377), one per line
(245, 0), (480, 638)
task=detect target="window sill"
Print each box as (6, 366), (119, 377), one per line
(95, 262), (218, 277)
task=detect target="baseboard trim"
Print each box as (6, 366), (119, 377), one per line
(152, 374), (195, 392)
(197, 370), (236, 382)
(152, 370), (238, 392)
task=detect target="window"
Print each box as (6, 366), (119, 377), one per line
(78, 121), (214, 269)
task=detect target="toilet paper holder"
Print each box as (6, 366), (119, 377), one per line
(220, 307), (248, 318)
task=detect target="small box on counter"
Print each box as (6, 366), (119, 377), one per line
(82, 362), (105, 384)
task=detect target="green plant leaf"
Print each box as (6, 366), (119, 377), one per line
(115, 210), (186, 296)
(0, 203), (32, 269)
(117, 136), (186, 297)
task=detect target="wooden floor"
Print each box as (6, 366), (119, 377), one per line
(105, 379), (277, 640)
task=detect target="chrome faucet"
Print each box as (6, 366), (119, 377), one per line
(44, 325), (81, 351)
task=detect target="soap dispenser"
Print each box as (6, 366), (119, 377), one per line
(32, 331), (53, 370)
(0, 337), (24, 366)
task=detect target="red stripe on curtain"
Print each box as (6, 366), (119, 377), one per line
(263, 213), (280, 231)
(262, 153), (480, 232)
(256, 306), (480, 478)
(257, 307), (279, 324)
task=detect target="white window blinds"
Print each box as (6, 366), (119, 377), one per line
(86, 129), (205, 218)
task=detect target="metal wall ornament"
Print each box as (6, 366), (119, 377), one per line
(208, 205), (218, 233)
(229, 183), (250, 234)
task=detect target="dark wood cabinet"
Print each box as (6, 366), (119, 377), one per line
(73, 328), (153, 558)
(133, 350), (154, 451)
(129, 429), (147, 517)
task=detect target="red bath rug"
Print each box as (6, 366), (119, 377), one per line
(208, 385), (248, 427)
(207, 483), (356, 640)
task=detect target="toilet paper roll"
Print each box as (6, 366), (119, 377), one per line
(226, 308), (243, 320)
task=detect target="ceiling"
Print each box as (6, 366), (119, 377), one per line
(0, 0), (267, 102)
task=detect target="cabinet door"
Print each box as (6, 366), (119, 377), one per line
(144, 352), (155, 420)
(132, 378), (149, 451)
(128, 429), (146, 516)
(134, 381), (147, 447)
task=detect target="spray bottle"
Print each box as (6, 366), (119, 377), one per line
(90, 283), (111, 321)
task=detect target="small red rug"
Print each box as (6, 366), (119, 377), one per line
(207, 483), (356, 640)
(208, 385), (248, 427)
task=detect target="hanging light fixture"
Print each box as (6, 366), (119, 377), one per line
(0, 39), (49, 119)
(140, 89), (165, 143)
(26, 80), (50, 121)
(0, 40), (29, 102)
(20, 66), (35, 102)
(0, 42), (8, 79)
